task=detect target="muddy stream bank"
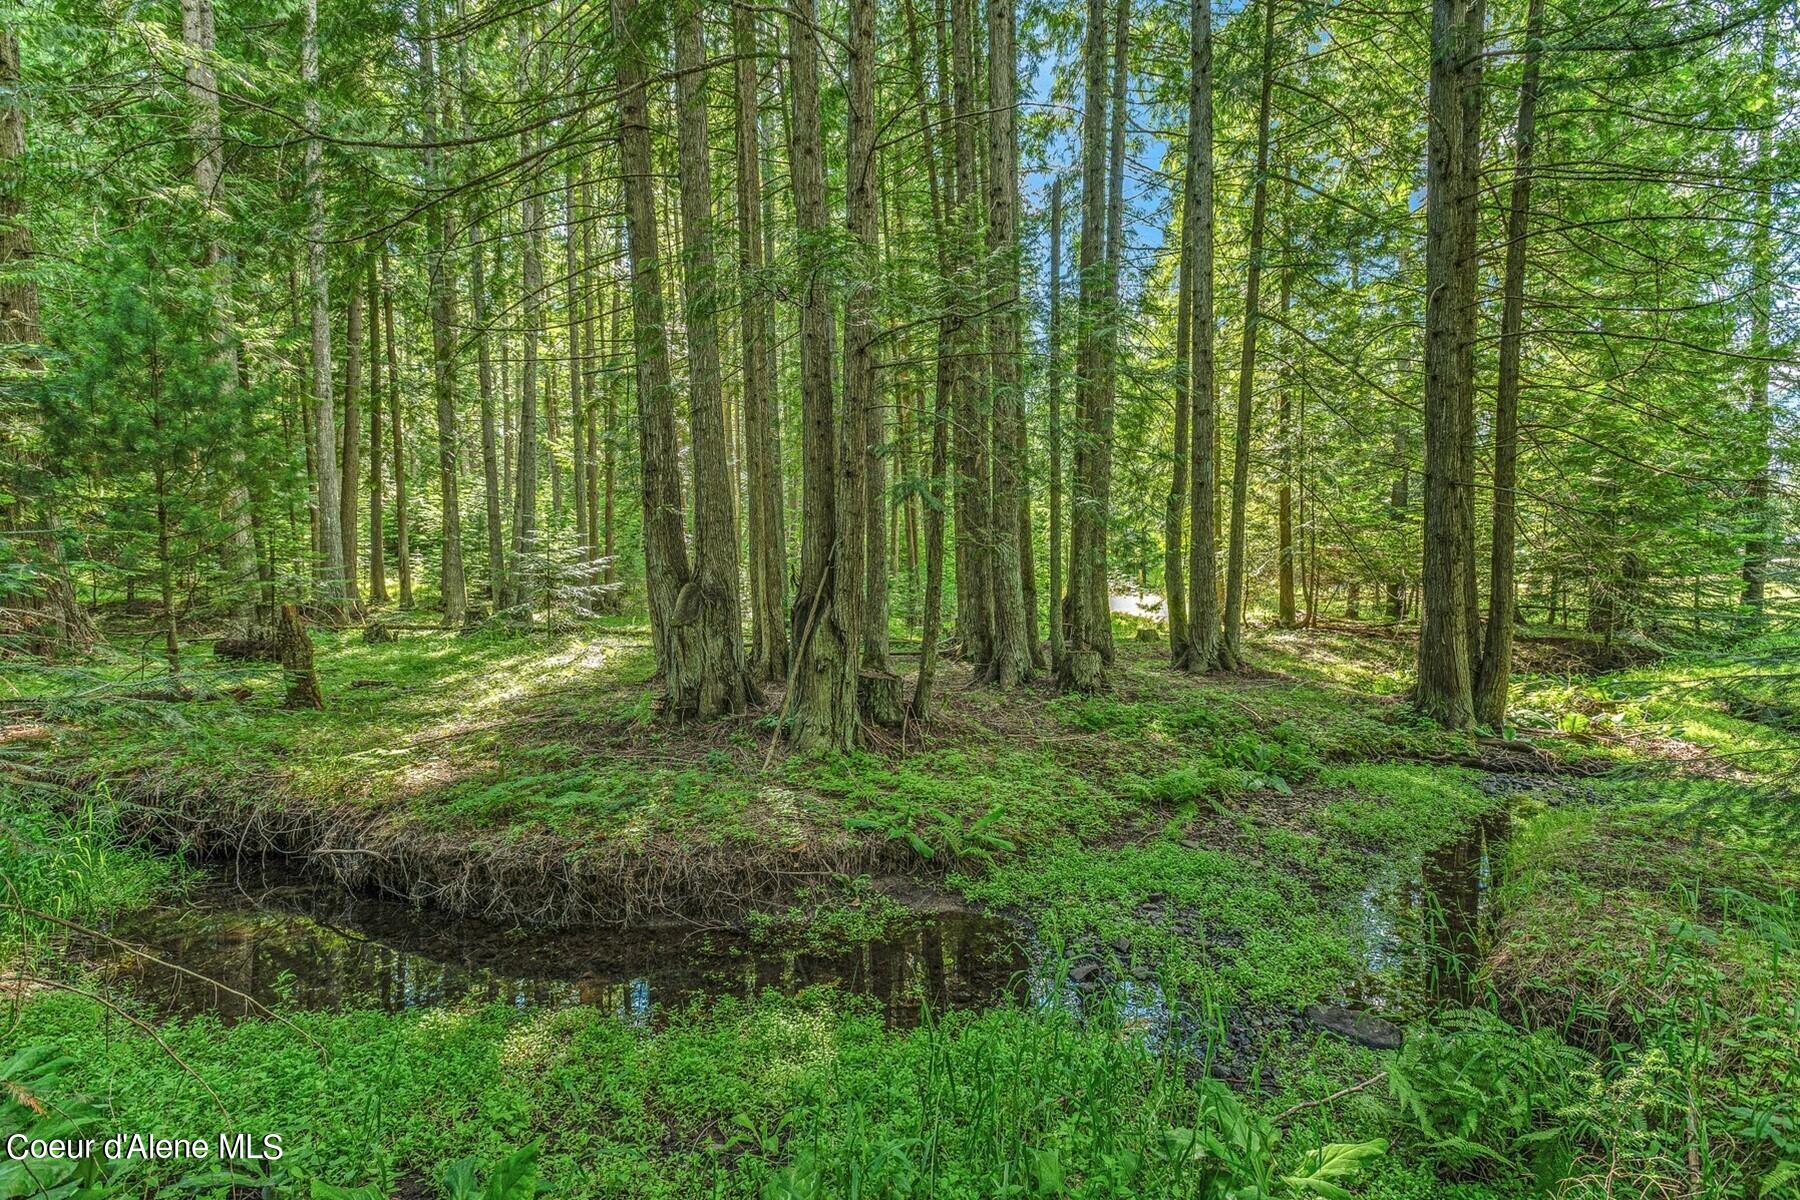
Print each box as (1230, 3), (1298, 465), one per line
(57, 783), (1563, 1048)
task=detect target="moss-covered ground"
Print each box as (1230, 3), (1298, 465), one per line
(3, 616), (1795, 1197)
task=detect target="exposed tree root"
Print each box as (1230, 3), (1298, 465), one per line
(109, 784), (930, 928)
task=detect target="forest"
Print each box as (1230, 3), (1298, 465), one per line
(1, 0), (1796, 1194)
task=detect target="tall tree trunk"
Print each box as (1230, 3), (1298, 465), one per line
(948, 0), (993, 666)
(604, 279), (621, 588)
(383, 254), (412, 608)
(1179, 0), (1220, 673)
(673, 0), (755, 716)
(1089, 0), (1129, 668)
(566, 168), (587, 589)
(367, 255), (387, 603)
(1046, 176), (1067, 672)
(304, 0), (345, 613)
(1276, 264), (1295, 628)
(419, 0), (465, 625)
(1166, 226), (1192, 659)
(1474, 0), (1541, 727)
(179, 0), (255, 627)
(1388, 422), (1408, 618)
(845, 0), (893, 723)
(1740, 16), (1776, 612)
(905, 0), (953, 721)
(984, 0), (1031, 685)
(508, 37), (543, 615)
(735, 4), (788, 680)
(340, 285), (364, 611)
(614, 0), (704, 707)
(1456, 0), (1485, 673)
(581, 165), (601, 587)
(1417, 0), (1482, 728)
(1221, 0), (1275, 669)
(783, 0), (859, 749)
(1060, 0), (1111, 692)
(470, 205), (505, 607)
(1387, 243), (1414, 620)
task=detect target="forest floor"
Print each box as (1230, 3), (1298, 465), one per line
(3, 614), (1796, 1198)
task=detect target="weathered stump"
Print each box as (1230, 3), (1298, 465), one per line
(362, 619), (397, 645)
(278, 603), (324, 710)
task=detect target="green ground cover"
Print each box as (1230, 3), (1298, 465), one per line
(4, 619), (1796, 1198)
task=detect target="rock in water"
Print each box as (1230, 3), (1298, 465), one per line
(1303, 1003), (1403, 1050)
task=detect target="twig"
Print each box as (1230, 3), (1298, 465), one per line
(1274, 1071), (1388, 1122)
(20, 907), (324, 1054)
(17, 974), (231, 1122)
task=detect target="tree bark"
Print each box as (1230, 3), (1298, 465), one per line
(508, 30), (543, 616)
(1166, 225), (1192, 659)
(1474, 0), (1541, 727)
(580, 166), (601, 588)
(382, 253), (412, 608)
(279, 603), (324, 710)
(1740, 17), (1776, 611)
(905, 0), (953, 722)
(734, 4), (788, 681)
(419, 0), (465, 625)
(673, 0), (756, 716)
(1046, 176), (1067, 673)
(1179, 0), (1221, 674)
(1276, 264), (1295, 628)
(1059, 0), (1112, 692)
(469, 203), (505, 607)
(1090, 0), (1128, 668)
(983, 0), (1031, 686)
(304, 0), (345, 613)
(844, 0), (894, 724)
(179, 0), (255, 626)
(1221, 0), (1276, 669)
(614, 0), (708, 711)
(1417, 0), (1482, 729)
(948, 0), (993, 666)
(566, 168), (587, 590)
(783, 0), (859, 749)
(339, 284), (363, 610)
(367, 254), (387, 603)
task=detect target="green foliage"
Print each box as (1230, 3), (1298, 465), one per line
(1386, 1009), (1588, 1182)
(0, 785), (182, 958)
(440, 1142), (549, 1200)
(7, 986), (1396, 1200)
(747, 877), (918, 951)
(0, 1044), (135, 1199)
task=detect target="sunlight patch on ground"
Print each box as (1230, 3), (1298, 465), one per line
(546, 640), (609, 672)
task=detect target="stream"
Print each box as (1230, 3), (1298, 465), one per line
(59, 789), (1546, 1036)
(64, 872), (1030, 1027)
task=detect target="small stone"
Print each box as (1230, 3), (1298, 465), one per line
(1303, 1003), (1404, 1051)
(1109, 936), (1131, 955)
(1069, 959), (1103, 984)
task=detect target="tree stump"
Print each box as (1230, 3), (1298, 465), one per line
(362, 619), (396, 645)
(278, 603), (324, 710)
